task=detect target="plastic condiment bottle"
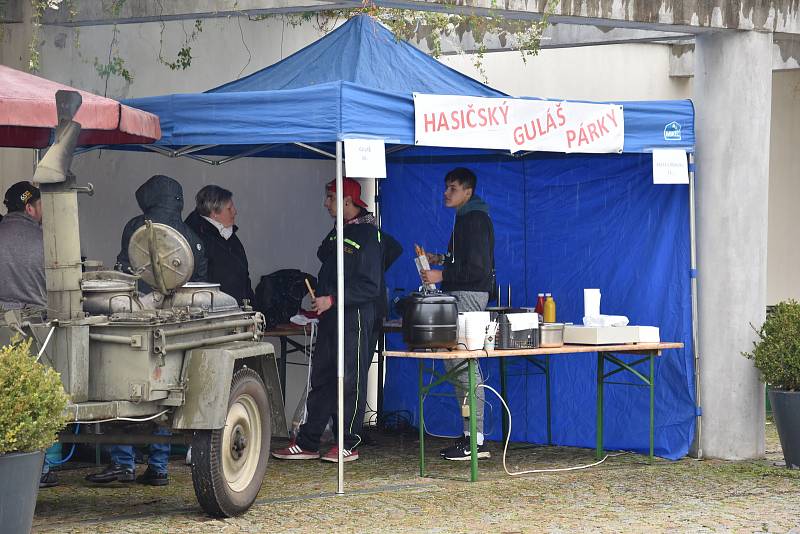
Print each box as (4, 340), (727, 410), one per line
(543, 293), (556, 323)
(534, 293), (545, 315)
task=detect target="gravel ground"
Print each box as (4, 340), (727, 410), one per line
(32, 423), (800, 533)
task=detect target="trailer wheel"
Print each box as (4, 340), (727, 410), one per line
(191, 367), (271, 517)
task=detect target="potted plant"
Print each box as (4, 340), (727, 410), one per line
(0, 338), (68, 534)
(744, 300), (800, 469)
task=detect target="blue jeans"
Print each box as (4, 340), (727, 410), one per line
(108, 427), (171, 474)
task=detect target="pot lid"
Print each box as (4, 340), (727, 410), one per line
(128, 221), (194, 294)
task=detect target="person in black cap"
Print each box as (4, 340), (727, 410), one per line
(0, 181), (45, 310)
(0, 180), (58, 488)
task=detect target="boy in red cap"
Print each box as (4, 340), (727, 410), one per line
(272, 178), (384, 462)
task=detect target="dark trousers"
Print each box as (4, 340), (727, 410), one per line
(296, 302), (376, 451)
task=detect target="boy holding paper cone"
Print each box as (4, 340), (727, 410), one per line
(421, 167), (496, 461)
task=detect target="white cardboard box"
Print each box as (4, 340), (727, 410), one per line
(563, 325), (660, 345)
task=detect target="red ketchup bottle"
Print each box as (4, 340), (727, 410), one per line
(534, 293), (545, 315)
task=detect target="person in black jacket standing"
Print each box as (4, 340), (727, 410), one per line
(185, 185), (255, 305)
(272, 178), (382, 463)
(422, 167), (495, 461)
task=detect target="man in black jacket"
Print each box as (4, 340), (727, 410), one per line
(115, 174), (207, 287)
(422, 167), (495, 461)
(185, 185), (255, 305)
(272, 178), (383, 463)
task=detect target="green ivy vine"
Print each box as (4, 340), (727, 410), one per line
(15, 0), (556, 85)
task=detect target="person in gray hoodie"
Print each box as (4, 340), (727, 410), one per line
(0, 181), (46, 310)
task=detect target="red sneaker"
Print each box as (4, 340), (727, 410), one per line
(271, 441), (320, 460)
(321, 446), (359, 463)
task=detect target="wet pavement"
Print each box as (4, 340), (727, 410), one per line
(33, 423), (800, 533)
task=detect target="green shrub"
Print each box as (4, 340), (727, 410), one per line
(0, 338), (68, 454)
(743, 300), (800, 392)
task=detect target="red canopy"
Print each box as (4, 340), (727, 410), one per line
(0, 65), (161, 148)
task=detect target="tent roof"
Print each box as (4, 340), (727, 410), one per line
(0, 65), (161, 148)
(118, 15), (694, 157)
(208, 15), (505, 97)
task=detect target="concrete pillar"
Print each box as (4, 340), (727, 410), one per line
(695, 30), (772, 459)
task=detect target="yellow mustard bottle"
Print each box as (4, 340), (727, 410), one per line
(543, 293), (556, 323)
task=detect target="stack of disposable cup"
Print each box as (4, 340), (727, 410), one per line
(463, 311), (490, 350)
(457, 313), (467, 348)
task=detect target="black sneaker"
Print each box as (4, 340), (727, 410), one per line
(136, 467), (169, 486)
(441, 436), (491, 461)
(85, 463), (135, 483)
(39, 471), (59, 488)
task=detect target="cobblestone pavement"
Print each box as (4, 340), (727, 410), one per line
(33, 423), (800, 533)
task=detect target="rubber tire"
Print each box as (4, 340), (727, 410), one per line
(191, 367), (271, 517)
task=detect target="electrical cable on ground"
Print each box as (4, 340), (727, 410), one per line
(478, 384), (628, 476)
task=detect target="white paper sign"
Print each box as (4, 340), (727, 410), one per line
(652, 149), (689, 184)
(344, 139), (386, 178)
(413, 94), (624, 154)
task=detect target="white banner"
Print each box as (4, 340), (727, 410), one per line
(413, 94), (624, 154)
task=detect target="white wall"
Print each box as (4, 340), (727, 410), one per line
(767, 70), (800, 305)
(439, 44), (693, 100)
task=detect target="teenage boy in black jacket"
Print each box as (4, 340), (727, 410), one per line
(422, 167), (495, 461)
(272, 178), (383, 463)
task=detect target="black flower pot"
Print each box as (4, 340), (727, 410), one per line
(0, 450), (44, 534)
(768, 389), (800, 469)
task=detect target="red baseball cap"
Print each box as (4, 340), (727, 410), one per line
(326, 177), (367, 208)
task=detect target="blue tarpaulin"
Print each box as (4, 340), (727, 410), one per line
(380, 153), (695, 459)
(122, 15), (694, 155)
(115, 14), (696, 459)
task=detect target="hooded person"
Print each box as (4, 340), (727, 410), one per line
(115, 174), (207, 286)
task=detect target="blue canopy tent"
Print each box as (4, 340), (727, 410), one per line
(109, 14), (698, 462)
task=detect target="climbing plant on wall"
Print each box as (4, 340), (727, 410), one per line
(14, 0), (556, 84)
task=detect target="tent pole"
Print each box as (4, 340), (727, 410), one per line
(336, 141), (345, 493)
(688, 152), (702, 459)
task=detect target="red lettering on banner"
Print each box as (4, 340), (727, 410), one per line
(578, 127), (589, 146)
(450, 110), (460, 130)
(478, 108), (488, 127)
(424, 113), (437, 133)
(556, 103), (566, 126)
(466, 107), (477, 128)
(598, 116), (609, 135)
(437, 112), (449, 131)
(513, 126), (524, 145)
(566, 130), (576, 147)
(498, 104), (509, 124)
(587, 123), (599, 143)
(605, 108), (618, 127)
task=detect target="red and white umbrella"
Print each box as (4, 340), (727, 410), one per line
(0, 65), (160, 148)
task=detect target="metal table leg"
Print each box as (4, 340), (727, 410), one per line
(418, 360), (425, 477)
(377, 333), (385, 427)
(468, 358), (478, 482)
(500, 358), (508, 442)
(279, 336), (287, 402)
(596, 353), (605, 459)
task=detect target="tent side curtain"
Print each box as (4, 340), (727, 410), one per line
(380, 152), (695, 460)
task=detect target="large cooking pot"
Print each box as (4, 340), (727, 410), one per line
(81, 272), (143, 315)
(402, 292), (458, 349)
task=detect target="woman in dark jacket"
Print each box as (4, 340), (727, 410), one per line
(185, 185), (255, 305)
